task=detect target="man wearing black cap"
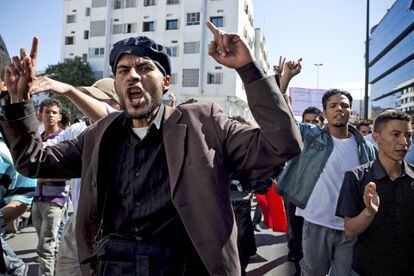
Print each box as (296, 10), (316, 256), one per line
(1, 22), (302, 275)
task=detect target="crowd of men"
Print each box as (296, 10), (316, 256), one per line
(0, 20), (412, 276)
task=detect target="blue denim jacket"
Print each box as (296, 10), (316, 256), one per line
(277, 123), (377, 209)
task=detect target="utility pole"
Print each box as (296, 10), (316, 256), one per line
(364, 0), (370, 119)
(314, 63), (323, 90)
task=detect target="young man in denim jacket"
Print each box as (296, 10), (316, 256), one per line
(277, 89), (376, 275)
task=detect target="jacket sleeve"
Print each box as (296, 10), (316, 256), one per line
(0, 100), (82, 179)
(212, 69), (303, 172)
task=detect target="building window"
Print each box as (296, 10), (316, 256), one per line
(210, 16), (223, 27)
(144, 0), (156, 6)
(66, 15), (76, 23)
(89, 47), (105, 58)
(92, 0), (107, 7)
(143, 21), (155, 32)
(182, 69), (199, 87)
(82, 53), (88, 62)
(114, 0), (123, 9)
(207, 72), (223, 84)
(90, 20), (106, 36)
(186, 12), (200, 25)
(167, 0), (179, 4)
(112, 24), (123, 34)
(124, 23), (136, 33)
(65, 36), (75, 45)
(166, 19), (178, 30)
(113, 23), (136, 34)
(84, 30), (89, 39)
(183, 41), (200, 54)
(166, 46), (178, 57)
(85, 7), (91, 16)
(170, 73), (177, 84)
(125, 0), (136, 7)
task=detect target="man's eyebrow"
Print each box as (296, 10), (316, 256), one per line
(116, 64), (130, 70)
(136, 59), (155, 67)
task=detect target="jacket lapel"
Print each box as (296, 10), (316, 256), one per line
(163, 106), (187, 198)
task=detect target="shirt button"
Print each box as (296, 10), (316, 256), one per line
(135, 202), (141, 207)
(135, 171), (140, 177)
(134, 227), (139, 233)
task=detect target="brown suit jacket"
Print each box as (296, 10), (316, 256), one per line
(0, 75), (302, 275)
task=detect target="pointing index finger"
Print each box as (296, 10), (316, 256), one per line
(30, 36), (39, 67)
(206, 21), (219, 37)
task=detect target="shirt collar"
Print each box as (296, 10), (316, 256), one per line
(403, 161), (414, 179)
(372, 159), (414, 180)
(151, 104), (164, 130)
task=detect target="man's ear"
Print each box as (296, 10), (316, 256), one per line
(372, 131), (380, 144)
(162, 75), (171, 91)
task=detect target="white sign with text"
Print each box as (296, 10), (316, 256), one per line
(289, 87), (326, 116)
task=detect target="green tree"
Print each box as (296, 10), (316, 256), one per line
(44, 57), (96, 112)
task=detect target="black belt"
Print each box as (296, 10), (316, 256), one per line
(84, 234), (188, 276)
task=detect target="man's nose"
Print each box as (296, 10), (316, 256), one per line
(402, 136), (410, 146)
(128, 68), (141, 82)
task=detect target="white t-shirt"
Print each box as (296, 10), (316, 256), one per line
(132, 127), (149, 140)
(296, 135), (359, 230)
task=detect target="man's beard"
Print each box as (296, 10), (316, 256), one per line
(122, 96), (162, 120)
(137, 97), (162, 119)
(331, 122), (347, 128)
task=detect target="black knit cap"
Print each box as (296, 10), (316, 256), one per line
(109, 36), (171, 76)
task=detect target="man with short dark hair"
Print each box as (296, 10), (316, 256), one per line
(302, 106), (324, 128)
(278, 89), (376, 275)
(59, 107), (71, 130)
(337, 109), (414, 275)
(356, 120), (372, 136)
(32, 98), (68, 276)
(1, 23), (302, 275)
(39, 99), (63, 140)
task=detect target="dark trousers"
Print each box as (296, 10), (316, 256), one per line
(285, 200), (304, 275)
(252, 200), (262, 225)
(232, 200), (257, 274)
(286, 201), (303, 256)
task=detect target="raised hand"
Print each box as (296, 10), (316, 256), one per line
(31, 76), (73, 95)
(206, 21), (254, 69)
(363, 182), (379, 215)
(4, 37), (38, 103)
(273, 56), (285, 76)
(167, 91), (176, 108)
(283, 58), (302, 79)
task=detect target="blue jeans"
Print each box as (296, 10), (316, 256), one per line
(1, 236), (26, 275)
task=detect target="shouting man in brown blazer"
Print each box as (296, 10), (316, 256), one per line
(1, 22), (302, 275)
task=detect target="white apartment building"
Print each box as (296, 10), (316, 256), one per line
(61, 0), (270, 119)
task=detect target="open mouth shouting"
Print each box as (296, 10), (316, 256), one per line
(127, 86), (146, 107)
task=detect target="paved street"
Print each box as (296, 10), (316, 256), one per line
(7, 203), (295, 276)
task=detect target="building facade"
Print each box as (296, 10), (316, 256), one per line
(61, 0), (270, 120)
(369, 0), (414, 117)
